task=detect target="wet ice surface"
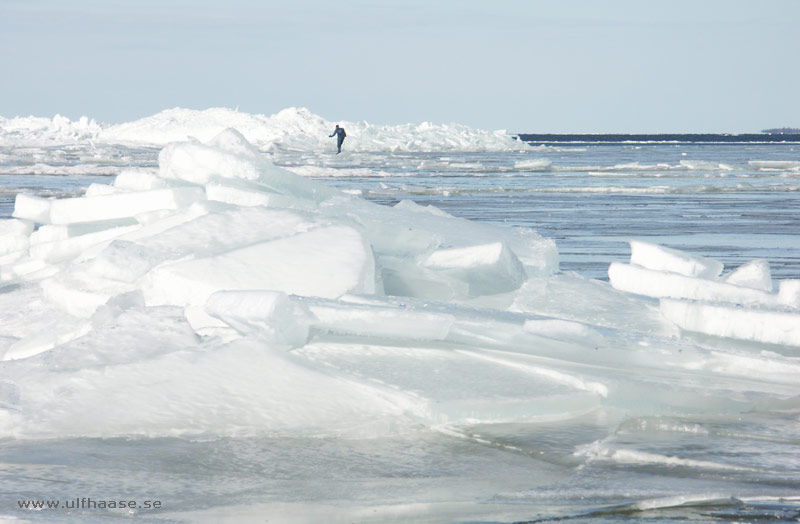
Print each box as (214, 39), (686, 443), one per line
(3, 415), (799, 523)
(0, 110), (799, 523)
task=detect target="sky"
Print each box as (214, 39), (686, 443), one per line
(1, 0), (799, 133)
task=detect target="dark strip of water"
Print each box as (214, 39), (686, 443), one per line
(517, 133), (800, 144)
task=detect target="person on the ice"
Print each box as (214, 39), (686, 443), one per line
(329, 124), (346, 153)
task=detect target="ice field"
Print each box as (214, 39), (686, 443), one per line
(0, 108), (799, 523)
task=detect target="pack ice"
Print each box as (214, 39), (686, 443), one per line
(0, 129), (797, 439)
(609, 240), (800, 346)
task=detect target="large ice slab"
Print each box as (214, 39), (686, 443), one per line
(0, 284), (93, 361)
(608, 262), (781, 307)
(29, 219), (137, 245)
(722, 259), (773, 292)
(0, 317), (418, 436)
(29, 223), (140, 264)
(205, 179), (315, 210)
(320, 197), (558, 281)
(299, 296), (455, 341)
(11, 194), (52, 223)
(779, 280), (800, 309)
(610, 242), (799, 347)
(143, 225), (376, 307)
(126, 205), (321, 260)
(629, 240), (723, 278)
(422, 242), (527, 297)
(12, 187), (205, 225)
(0, 219), (32, 256)
(510, 274), (677, 337)
(112, 169), (169, 191)
(660, 298), (800, 347)
(205, 290), (313, 347)
(160, 128), (340, 202)
(49, 187), (206, 224)
(379, 256), (470, 301)
(40, 272), (135, 318)
(159, 139), (261, 185)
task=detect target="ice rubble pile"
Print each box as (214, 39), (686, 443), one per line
(0, 107), (528, 152)
(0, 114), (101, 144)
(103, 107), (528, 152)
(609, 241), (800, 346)
(1, 128), (557, 361)
(1, 130), (799, 438)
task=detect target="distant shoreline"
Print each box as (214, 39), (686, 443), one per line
(516, 133), (800, 144)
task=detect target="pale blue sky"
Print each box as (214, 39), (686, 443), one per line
(2, 0), (798, 132)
